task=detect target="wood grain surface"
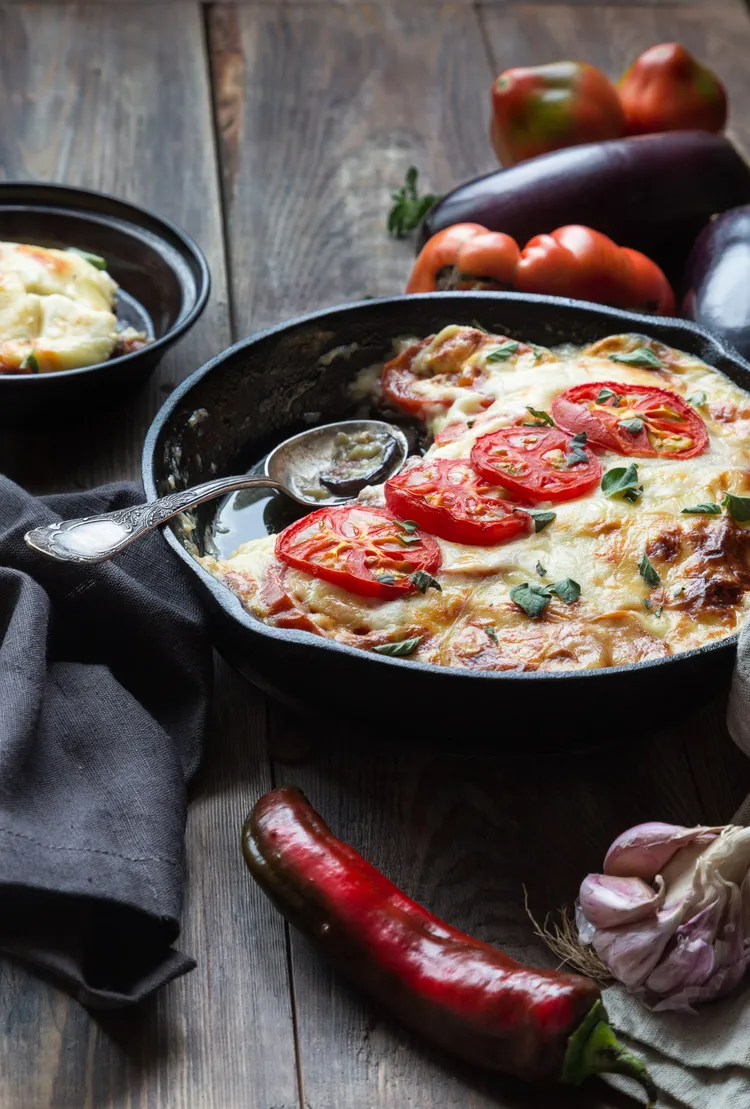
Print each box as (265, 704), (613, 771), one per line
(3, 1), (750, 1108)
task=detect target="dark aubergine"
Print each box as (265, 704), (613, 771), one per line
(682, 206), (750, 360)
(419, 132), (750, 285)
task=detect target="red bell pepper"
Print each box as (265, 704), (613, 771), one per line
(618, 43), (727, 135)
(405, 222), (520, 293)
(243, 787), (656, 1102)
(490, 61), (625, 167)
(514, 225), (676, 315)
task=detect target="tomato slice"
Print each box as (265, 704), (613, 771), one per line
(384, 458), (531, 546)
(551, 381), (708, 458)
(470, 426), (602, 503)
(382, 328), (526, 417)
(275, 505), (441, 600)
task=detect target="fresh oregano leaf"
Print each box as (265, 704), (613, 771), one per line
(387, 167), (440, 239)
(373, 636), (422, 657)
(376, 573), (396, 585)
(509, 582), (552, 618)
(410, 570), (442, 594)
(19, 351), (39, 373)
(619, 417), (644, 435)
(524, 405), (554, 426)
(595, 387), (617, 405)
(722, 492), (750, 522)
(681, 503), (721, 515)
(521, 508), (557, 533)
(552, 578), (581, 603)
(536, 561), (547, 577)
(609, 348), (663, 369)
(601, 463), (641, 501)
(67, 246), (107, 270)
(484, 625), (498, 643)
(486, 341), (520, 362)
(638, 553), (660, 588)
(687, 392), (707, 407)
(399, 519), (419, 533)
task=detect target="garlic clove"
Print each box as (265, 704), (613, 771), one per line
(579, 874), (665, 928)
(604, 822), (720, 881)
(590, 908), (682, 989)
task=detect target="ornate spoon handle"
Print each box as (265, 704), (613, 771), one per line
(24, 475), (286, 564)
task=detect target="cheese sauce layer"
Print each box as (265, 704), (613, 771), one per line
(201, 327), (750, 673)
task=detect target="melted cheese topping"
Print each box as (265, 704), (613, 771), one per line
(203, 328), (750, 672)
(0, 242), (121, 372)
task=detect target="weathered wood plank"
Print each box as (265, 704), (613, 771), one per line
(210, 2), (497, 335)
(0, 6), (298, 1109)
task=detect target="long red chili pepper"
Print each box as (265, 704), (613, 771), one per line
(242, 788), (657, 1103)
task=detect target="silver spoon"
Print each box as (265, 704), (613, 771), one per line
(24, 419), (410, 564)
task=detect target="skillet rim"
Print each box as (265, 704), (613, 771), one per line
(142, 290), (747, 683)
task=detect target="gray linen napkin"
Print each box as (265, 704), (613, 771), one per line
(602, 621), (750, 1107)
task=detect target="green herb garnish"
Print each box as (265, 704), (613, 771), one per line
(601, 463), (642, 503)
(674, 586), (685, 598)
(509, 583), (553, 619)
(654, 606), (664, 618)
(376, 573), (397, 585)
(486, 341), (520, 362)
(681, 503), (721, 515)
(484, 625), (498, 644)
(619, 417), (644, 435)
(638, 553), (660, 588)
(471, 320), (488, 333)
(687, 392), (707, 407)
(567, 430), (589, 466)
(19, 351), (39, 374)
(387, 167), (439, 239)
(67, 247), (107, 270)
(521, 508), (557, 533)
(510, 578), (580, 618)
(553, 578), (581, 603)
(524, 405), (554, 427)
(373, 636), (422, 657)
(609, 348), (663, 369)
(410, 570), (442, 594)
(397, 533), (423, 546)
(536, 561), (547, 577)
(722, 492), (750, 522)
(399, 520), (419, 533)
(595, 386), (618, 405)
(643, 598), (652, 611)
(529, 343), (549, 361)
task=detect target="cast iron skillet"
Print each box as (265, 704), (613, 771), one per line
(143, 293), (749, 753)
(0, 182), (210, 425)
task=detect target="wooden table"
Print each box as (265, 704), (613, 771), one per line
(3, 0), (750, 1105)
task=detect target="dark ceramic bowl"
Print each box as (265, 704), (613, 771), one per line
(0, 182), (210, 425)
(143, 293), (749, 753)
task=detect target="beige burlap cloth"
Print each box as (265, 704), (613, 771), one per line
(601, 622), (750, 1108)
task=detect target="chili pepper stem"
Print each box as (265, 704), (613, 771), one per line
(563, 1000), (657, 1106)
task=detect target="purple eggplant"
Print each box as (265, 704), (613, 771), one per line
(683, 206), (750, 360)
(419, 132), (750, 284)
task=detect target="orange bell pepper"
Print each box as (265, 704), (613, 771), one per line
(406, 223), (520, 294)
(490, 62), (625, 167)
(514, 226), (675, 315)
(618, 44), (727, 135)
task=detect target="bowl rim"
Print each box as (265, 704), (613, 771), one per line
(142, 290), (744, 683)
(0, 180), (211, 384)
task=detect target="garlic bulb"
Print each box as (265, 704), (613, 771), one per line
(577, 822), (750, 1011)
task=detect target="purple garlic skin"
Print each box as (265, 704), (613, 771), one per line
(578, 822), (750, 1011)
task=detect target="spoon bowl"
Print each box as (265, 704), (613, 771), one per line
(24, 418), (409, 563)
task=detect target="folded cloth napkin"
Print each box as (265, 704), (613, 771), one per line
(0, 475), (212, 1008)
(601, 642), (750, 1109)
